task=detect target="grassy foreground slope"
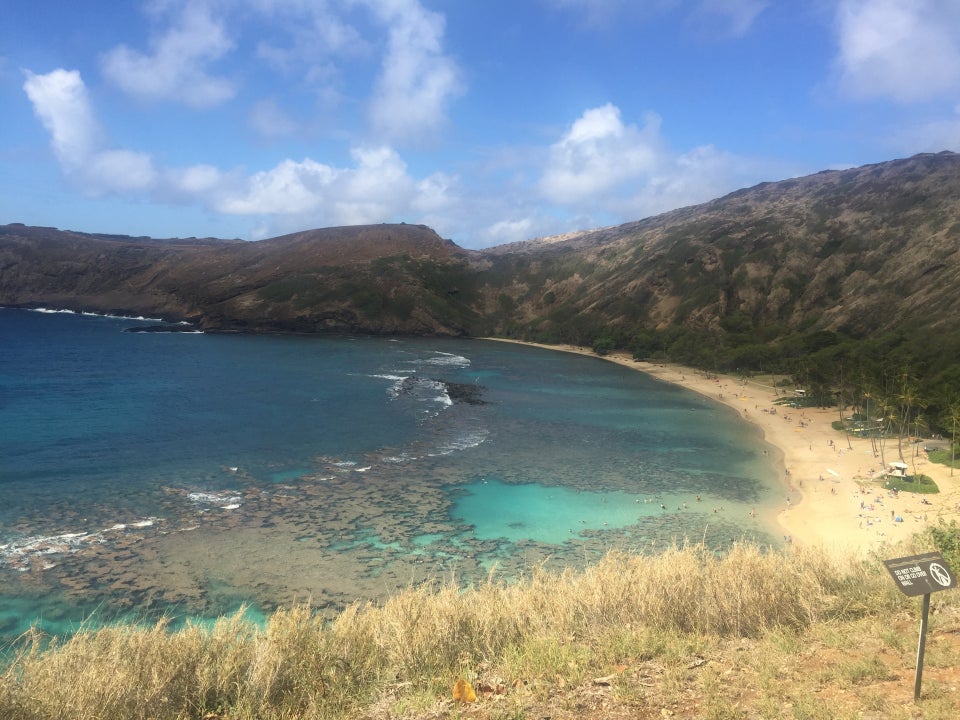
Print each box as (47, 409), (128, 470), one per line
(2, 541), (959, 719)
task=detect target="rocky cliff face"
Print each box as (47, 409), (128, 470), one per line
(3, 152), (960, 348)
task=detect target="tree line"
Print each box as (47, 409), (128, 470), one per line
(582, 324), (960, 467)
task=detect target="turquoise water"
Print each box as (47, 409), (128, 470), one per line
(0, 308), (781, 641)
(453, 479), (676, 544)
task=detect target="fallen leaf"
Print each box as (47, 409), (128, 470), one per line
(476, 680), (505, 695)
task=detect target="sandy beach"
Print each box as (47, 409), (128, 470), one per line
(486, 339), (960, 555)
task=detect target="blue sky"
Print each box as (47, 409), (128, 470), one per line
(2, 1), (960, 248)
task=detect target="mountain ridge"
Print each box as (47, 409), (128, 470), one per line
(3, 152), (959, 351)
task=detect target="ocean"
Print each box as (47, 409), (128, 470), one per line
(0, 308), (782, 641)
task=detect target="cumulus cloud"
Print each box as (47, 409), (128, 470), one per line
(101, 2), (236, 107)
(23, 68), (158, 194)
(163, 163), (225, 199)
(217, 145), (434, 227)
(540, 104), (664, 204)
(835, 0), (960, 103)
(364, 0), (464, 143)
(480, 218), (539, 246)
(539, 103), (773, 222)
(22, 66), (448, 230)
(254, 1), (366, 72)
(22, 69), (101, 169)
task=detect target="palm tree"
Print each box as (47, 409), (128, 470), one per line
(896, 371), (924, 468)
(837, 361), (853, 450)
(877, 396), (894, 470)
(948, 400), (960, 477)
(862, 387), (879, 458)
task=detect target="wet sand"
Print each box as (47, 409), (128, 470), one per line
(485, 339), (960, 556)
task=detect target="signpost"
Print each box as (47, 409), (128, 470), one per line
(883, 552), (956, 701)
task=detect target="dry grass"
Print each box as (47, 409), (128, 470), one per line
(1, 541), (958, 719)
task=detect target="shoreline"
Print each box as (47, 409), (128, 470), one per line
(482, 338), (960, 555)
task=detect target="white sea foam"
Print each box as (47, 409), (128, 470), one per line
(418, 351), (471, 368)
(381, 454), (415, 464)
(373, 374), (453, 410)
(187, 491), (242, 507)
(427, 429), (490, 457)
(435, 386), (454, 406)
(0, 517), (160, 569)
(28, 307), (166, 322)
(371, 374), (408, 399)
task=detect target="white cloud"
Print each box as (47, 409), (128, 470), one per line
(251, 0), (366, 113)
(540, 104), (665, 204)
(165, 164), (225, 195)
(101, 2), (236, 107)
(539, 103), (776, 222)
(98, 0), (462, 141)
(411, 171), (458, 214)
(86, 150), (158, 192)
(215, 145), (455, 229)
(22, 68), (158, 195)
(253, 1), (366, 71)
(836, 0), (960, 103)
(480, 218), (538, 246)
(22, 65), (459, 233)
(219, 158), (339, 214)
(22, 69), (102, 169)
(364, 0), (464, 143)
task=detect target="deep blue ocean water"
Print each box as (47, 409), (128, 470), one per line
(0, 308), (782, 642)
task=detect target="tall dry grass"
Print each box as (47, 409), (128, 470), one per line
(0, 542), (938, 720)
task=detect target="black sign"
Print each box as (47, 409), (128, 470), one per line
(883, 553), (956, 597)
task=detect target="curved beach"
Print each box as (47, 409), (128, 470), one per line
(485, 339), (960, 555)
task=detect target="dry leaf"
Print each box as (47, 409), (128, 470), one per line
(476, 680), (505, 696)
(453, 678), (477, 703)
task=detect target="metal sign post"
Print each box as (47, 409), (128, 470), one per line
(883, 552), (956, 701)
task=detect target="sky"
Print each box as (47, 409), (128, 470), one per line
(2, 1), (960, 249)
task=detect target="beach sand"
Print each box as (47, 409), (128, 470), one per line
(485, 339), (960, 556)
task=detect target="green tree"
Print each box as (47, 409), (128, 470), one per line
(944, 399), (960, 477)
(896, 371), (925, 476)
